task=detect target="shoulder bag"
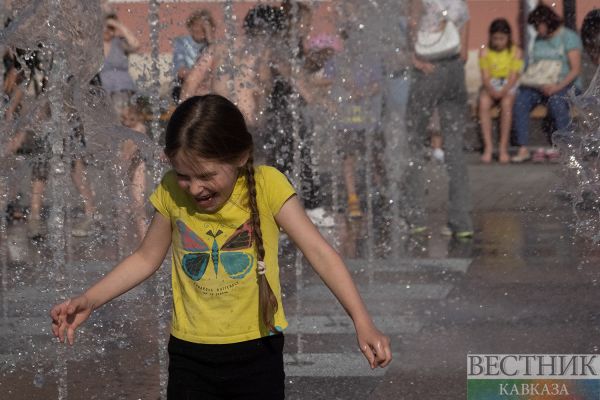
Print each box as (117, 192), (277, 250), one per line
(414, 3), (461, 61)
(519, 30), (565, 88)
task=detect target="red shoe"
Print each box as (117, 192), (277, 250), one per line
(531, 148), (546, 163)
(545, 149), (561, 163)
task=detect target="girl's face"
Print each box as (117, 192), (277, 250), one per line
(490, 32), (510, 51)
(172, 154), (246, 213)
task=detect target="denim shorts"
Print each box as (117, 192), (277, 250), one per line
(489, 78), (518, 95)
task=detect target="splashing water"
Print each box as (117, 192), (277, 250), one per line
(0, 0), (416, 398)
(553, 69), (600, 242)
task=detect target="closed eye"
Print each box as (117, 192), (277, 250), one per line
(196, 172), (217, 180)
(175, 170), (217, 181)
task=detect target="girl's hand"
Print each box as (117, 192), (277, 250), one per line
(50, 295), (94, 345)
(355, 321), (392, 369)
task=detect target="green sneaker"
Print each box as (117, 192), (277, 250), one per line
(441, 226), (474, 239)
(455, 230), (474, 239)
(409, 226), (428, 235)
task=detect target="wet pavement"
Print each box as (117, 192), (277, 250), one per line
(2, 155), (600, 399)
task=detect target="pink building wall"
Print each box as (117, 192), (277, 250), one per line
(111, 1), (337, 55)
(111, 0), (597, 54)
(108, 1), (597, 96)
(467, 0), (596, 49)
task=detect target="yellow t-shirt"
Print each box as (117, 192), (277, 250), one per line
(149, 165), (296, 344)
(479, 46), (524, 79)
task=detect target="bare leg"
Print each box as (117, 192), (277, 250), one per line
(70, 158), (96, 217)
(6, 130), (27, 155)
(498, 93), (516, 164)
(343, 154), (362, 218)
(478, 90), (494, 163)
(27, 179), (47, 238)
(29, 179), (46, 220)
(431, 133), (443, 150)
(343, 154), (357, 199)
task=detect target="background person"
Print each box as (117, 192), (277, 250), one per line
(180, 5), (276, 134)
(581, 10), (600, 66)
(99, 13), (140, 115)
(478, 18), (523, 164)
(330, 25), (384, 219)
(119, 103), (149, 241)
(511, 4), (582, 163)
(172, 10), (215, 103)
(3, 49), (97, 238)
(404, 0), (473, 238)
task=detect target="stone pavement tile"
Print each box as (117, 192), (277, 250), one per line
(286, 377), (387, 400)
(368, 370), (464, 400)
(1, 148), (593, 399)
(427, 156), (565, 211)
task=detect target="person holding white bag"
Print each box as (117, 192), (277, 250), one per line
(404, 0), (473, 238)
(511, 4), (582, 163)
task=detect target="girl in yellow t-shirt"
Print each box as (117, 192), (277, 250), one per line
(50, 94), (391, 399)
(478, 18), (523, 164)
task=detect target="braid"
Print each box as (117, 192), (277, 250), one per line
(245, 155), (279, 333)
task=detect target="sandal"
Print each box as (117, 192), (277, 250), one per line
(511, 152), (531, 163)
(532, 148), (546, 163)
(545, 149), (561, 163)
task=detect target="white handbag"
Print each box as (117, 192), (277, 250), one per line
(415, 19), (461, 61)
(519, 29), (566, 88)
(519, 60), (562, 87)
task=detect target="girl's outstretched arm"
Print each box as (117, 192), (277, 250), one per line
(50, 211), (172, 345)
(275, 196), (392, 369)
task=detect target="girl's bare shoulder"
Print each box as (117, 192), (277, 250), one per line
(511, 46), (523, 58)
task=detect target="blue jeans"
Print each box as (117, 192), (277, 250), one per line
(512, 85), (579, 146)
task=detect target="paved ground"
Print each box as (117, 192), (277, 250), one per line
(2, 154), (600, 399)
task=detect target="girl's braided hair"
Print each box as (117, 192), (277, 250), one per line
(164, 94), (279, 333)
